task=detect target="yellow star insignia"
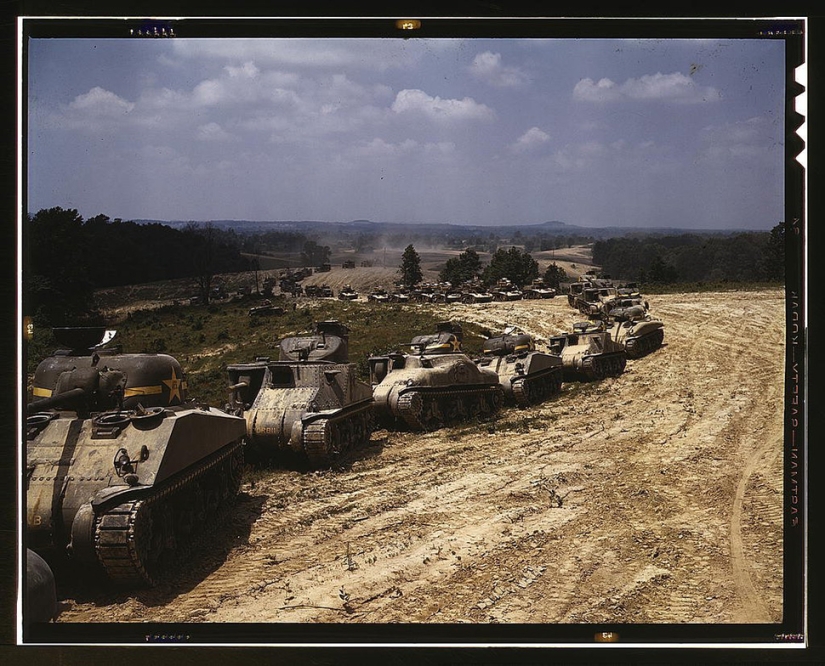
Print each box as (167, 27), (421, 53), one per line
(450, 336), (461, 351)
(163, 367), (184, 404)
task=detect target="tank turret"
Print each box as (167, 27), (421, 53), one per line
(227, 321), (373, 466)
(26, 328), (246, 587)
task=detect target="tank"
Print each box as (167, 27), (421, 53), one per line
(547, 321), (627, 381)
(368, 322), (505, 430)
(461, 285), (494, 304)
(248, 299), (285, 317)
(605, 306), (665, 358)
(26, 327), (246, 587)
(338, 285), (359, 300)
(475, 326), (563, 407)
(368, 287), (391, 303)
(522, 278), (557, 299)
(226, 321), (374, 466)
(491, 278), (523, 301)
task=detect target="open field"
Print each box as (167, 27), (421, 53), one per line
(52, 288), (786, 629)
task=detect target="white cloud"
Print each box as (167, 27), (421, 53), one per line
(469, 51), (530, 87)
(225, 61), (259, 78)
(573, 72), (721, 104)
(391, 89), (495, 122)
(170, 38), (420, 71)
(196, 122), (231, 141)
(512, 126), (550, 153)
(68, 87), (135, 116)
(697, 116), (781, 162)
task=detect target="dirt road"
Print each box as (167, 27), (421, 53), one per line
(55, 290), (786, 629)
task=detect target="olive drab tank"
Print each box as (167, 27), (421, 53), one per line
(605, 305), (665, 358)
(475, 326), (563, 408)
(226, 321), (374, 466)
(547, 321), (627, 381)
(25, 327), (246, 587)
(368, 322), (504, 431)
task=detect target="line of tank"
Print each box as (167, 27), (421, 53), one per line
(24, 280), (665, 615)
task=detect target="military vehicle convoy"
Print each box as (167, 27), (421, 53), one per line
(547, 321), (627, 381)
(226, 320), (373, 466)
(475, 327), (563, 407)
(369, 322), (504, 431)
(26, 327), (246, 587)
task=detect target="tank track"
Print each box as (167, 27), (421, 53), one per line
(510, 369), (563, 408)
(395, 385), (504, 431)
(580, 352), (626, 381)
(625, 329), (664, 359)
(93, 440), (244, 587)
(301, 404), (373, 467)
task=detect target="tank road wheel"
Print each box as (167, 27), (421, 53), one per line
(549, 371), (563, 396)
(482, 387), (504, 416)
(420, 395), (444, 431)
(125, 501), (167, 587)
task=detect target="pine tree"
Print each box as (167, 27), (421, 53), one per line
(399, 244), (423, 288)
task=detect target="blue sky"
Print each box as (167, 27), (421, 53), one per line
(26, 34), (786, 230)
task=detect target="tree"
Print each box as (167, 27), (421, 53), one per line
(764, 221), (785, 281)
(543, 262), (568, 290)
(439, 248), (482, 285)
(300, 240), (331, 267)
(647, 255), (678, 284)
(482, 246), (539, 288)
(184, 222), (219, 304)
(25, 207), (101, 325)
(398, 244), (423, 288)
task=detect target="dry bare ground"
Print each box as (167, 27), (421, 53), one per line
(56, 289), (785, 630)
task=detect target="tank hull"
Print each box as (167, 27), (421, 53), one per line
(476, 352), (563, 407)
(609, 319), (665, 358)
(228, 323), (375, 466)
(370, 352), (504, 430)
(549, 330), (627, 382)
(26, 405), (246, 586)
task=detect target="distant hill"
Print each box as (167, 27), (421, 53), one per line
(131, 218), (738, 239)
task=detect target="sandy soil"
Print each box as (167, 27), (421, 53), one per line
(54, 289), (785, 629)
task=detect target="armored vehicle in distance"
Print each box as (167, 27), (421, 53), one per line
(522, 278), (557, 299)
(338, 285), (359, 301)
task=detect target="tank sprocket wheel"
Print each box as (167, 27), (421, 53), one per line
(93, 441), (243, 587)
(397, 391), (425, 430)
(302, 419), (338, 466)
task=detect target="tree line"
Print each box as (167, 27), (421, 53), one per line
(591, 223), (785, 284)
(25, 207), (250, 325)
(399, 244), (568, 290)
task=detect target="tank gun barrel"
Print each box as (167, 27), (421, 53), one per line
(27, 387), (87, 414)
